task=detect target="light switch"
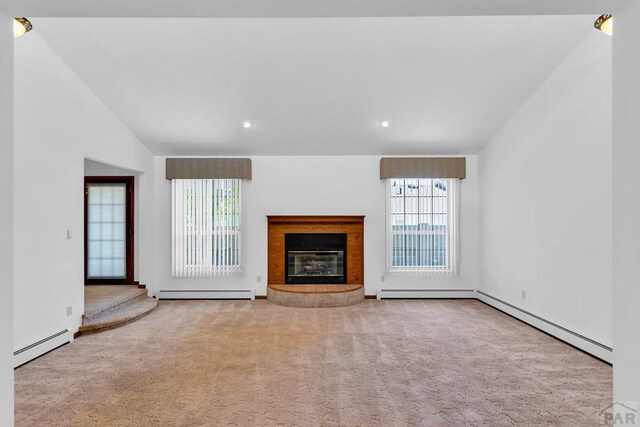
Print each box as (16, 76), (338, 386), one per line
(66, 229), (72, 240)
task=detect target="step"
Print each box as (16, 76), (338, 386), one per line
(83, 286), (148, 322)
(79, 297), (158, 334)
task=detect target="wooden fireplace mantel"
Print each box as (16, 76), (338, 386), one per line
(267, 215), (365, 285)
(267, 215), (365, 225)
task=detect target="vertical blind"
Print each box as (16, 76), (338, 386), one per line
(172, 179), (242, 277)
(387, 178), (459, 274)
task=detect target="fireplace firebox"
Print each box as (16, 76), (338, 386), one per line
(285, 233), (347, 284)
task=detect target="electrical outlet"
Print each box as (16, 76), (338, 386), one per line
(66, 306), (72, 316)
(257, 275), (261, 283)
(521, 290), (527, 299)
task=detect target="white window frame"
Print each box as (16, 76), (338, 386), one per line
(386, 178), (459, 274)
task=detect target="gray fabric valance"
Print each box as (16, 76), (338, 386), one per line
(380, 157), (466, 179)
(166, 158), (252, 180)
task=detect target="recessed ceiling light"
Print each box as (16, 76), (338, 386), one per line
(594, 14), (612, 36)
(242, 121), (252, 129)
(14, 17), (33, 39)
(380, 120), (391, 128)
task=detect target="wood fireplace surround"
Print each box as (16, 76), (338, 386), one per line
(267, 216), (364, 286)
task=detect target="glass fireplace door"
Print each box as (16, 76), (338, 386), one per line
(287, 251), (344, 278)
(284, 233), (347, 284)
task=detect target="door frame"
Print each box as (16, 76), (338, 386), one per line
(84, 176), (135, 285)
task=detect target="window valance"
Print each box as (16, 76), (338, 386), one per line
(165, 158), (252, 180)
(379, 157), (466, 180)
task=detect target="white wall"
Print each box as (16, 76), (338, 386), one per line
(613, 0), (640, 406)
(0, 10), (14, 427)
(152, 155), (479, 296)
(13, 34), (154, 351)
(479, 30), (612, 347)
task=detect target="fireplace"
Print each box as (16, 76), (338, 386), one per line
(267, 216), (364, 285)
(285, 233), (347, 284)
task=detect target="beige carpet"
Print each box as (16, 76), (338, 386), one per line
(81, 285), (157, 333)
(15, 300), (611, 426)
(83, 285), (148, 318)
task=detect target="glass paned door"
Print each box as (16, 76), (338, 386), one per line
(85, 177), (134, 284)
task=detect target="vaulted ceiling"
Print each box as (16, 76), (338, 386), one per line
(24, 15), (598, 155)
(1, 0), (614, 18)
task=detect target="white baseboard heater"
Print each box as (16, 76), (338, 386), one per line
(377, 288), (476, 299)
(476, 290), (613, 363)
(14, 329), (71, 368)
(157, 289), (255, 300)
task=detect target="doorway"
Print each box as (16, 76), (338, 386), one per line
(84, 176), (134, 284)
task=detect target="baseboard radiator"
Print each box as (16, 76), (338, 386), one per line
(13, 292), (609, 366)
(157, 289), (255, 300)
(476, 290), (612, 363)
(377, 289), (476, 299)
(14, 329), (71, 368)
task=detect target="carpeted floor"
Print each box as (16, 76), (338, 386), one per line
(15, 300), (611, 426)
(83, 285), (148, 317)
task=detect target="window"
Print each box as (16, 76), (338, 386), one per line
(172, 179), (242, 277)
(387, 178), (459, 274)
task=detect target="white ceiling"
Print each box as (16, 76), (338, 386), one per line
(31, 16), (596, 155)
(2, 0), (614, 18)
